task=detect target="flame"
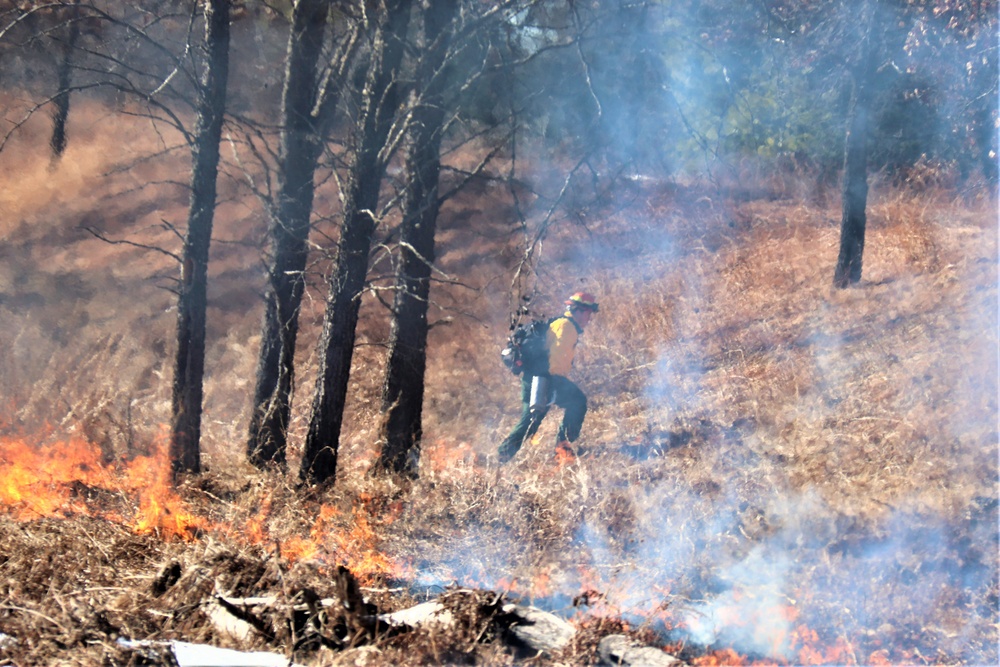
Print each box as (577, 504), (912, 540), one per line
(245, 492), (273, 544)
(868, 649), (892, 665)
(555, 445), (576, 466)
(692, 648), (745, 666)
(529, 568), (553, 599)
(252, 502), (402, 584)
(560, 565), (879, 667)
(0, 434), (203, 540)
(1, 434), (408, 581)
(2, 438), (886, 663)
(121, 438), (206, 540)
(680, 598), (871, 666)
(0, 438), (109, 519)
(423, 439), (475, 474)
(332, 508), (397, 580)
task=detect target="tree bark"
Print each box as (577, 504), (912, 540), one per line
(373, 0), (459, 477)
(169, 0), (231, 476)
(300, 1), (411, 485)
(833, 5), (877, 289)
(247, 0), (332, 468)
(49, 0), (81, 162)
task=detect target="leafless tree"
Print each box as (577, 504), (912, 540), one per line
(49, 0), (81, 161)
(833, 0), (909, 288)
(247, 0), (359, 469)
(372, 0), (461, 477)
(300, 0), (412, 484)
(169, 0), (231, 476)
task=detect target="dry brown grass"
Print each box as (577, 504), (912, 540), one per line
(0, 98), (997, 665)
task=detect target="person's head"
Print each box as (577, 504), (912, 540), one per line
(565, 292), (599, 328)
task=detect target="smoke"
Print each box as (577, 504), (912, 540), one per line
(668, 492), (829, 659)
(681, 545), (795, 659)
(407, 530), (515, 597)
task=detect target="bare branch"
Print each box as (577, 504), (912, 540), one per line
(438, 139), (506, 203)
(82, 226), (182, 264)
(0, 83), (100, 152)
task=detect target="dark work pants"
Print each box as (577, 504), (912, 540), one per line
(498, 374), (587, 461)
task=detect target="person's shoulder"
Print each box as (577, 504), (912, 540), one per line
(549, 316), (577, 335)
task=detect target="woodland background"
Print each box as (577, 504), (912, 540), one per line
(0, 1), (997, 665)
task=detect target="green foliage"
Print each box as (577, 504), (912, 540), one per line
(481, 0), (997, 183)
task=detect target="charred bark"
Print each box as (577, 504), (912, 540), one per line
(49, 0), (81, 162)
(169, 0), (231, 476)
(833, 7), (877, 289)
(247, 0), (332, 469)
(373, 0), (459, 477)
(300, 1), (411, 485)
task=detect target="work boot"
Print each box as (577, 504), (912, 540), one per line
(497, 444), (515, 464)
(555, 440), (576, 465)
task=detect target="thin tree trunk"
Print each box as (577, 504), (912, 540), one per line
(247, 0), (331, 468)
(833, 7), (877, 289)
(50, 0), (81, 162)
(374, 0), (459, 477)
(300, 1), (411, 485)
(170, 0), (231, 477)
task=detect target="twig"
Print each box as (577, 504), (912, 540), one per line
(82, 226), (182, 263)
(0, 604), (67, 634)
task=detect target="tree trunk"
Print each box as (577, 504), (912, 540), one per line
(247, 0), (331, 468)
(833, 6), (877, 289)
(373, 0), (459, 477)
(49, 0), (81, 162)
(169, 0), (231, 477)
(300, 1), (411, 485)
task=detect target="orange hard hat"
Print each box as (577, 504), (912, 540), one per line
(565, 292), (599, 312)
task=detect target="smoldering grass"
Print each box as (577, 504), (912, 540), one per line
(0, 110), (996, 665)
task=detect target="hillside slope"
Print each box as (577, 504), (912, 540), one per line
(0, 101), (997, 665)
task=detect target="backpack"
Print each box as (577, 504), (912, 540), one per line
(501, 318), (555, 376)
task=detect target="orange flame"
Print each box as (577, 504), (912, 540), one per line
(0, 438), (108, 518)
(0, 434), (203, 540)
(1, 433), (408, 583)
(555, 449), (575, 466)
(245, 493), (273, 544)
(123, 439), (206, 540)
(255, 502), (402, 584)
(692, 648), (746, 666)
(423, 439), (475, 474)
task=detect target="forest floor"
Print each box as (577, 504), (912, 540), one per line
(0, 100), (997, 665)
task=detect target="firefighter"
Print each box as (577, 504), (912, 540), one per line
(498, 292), (599, 463)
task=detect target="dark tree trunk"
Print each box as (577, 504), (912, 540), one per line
(170, 0), (231, 477)
(300, 2), (411, 485)
(50, 0), (81, 161)
(374, 0), (459, 477)
(833, 9), (877, 289)
(247, 0), (331, 469)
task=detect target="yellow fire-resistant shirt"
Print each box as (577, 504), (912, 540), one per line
(545, 312), (583, 376)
